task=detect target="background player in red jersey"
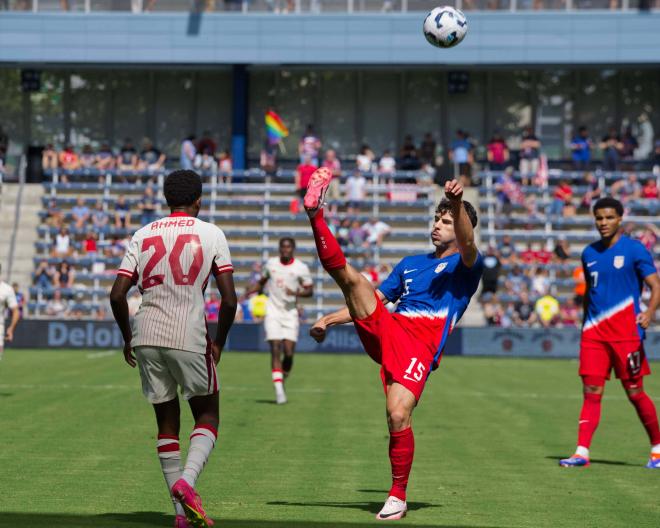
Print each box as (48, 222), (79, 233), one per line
(110, 170), (237, 528)
(304, 167), (482, 520)
(244, 237), (313, 404)
(560, 197), (660, 468)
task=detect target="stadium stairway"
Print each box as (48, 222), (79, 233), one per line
(0, 183), (43, 287)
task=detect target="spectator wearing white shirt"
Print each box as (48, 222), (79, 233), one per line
(362, 217), (391, 247)
(46, 289), (69, 318)
(356, 144), (375, 173)
(51, 227), (73, 258)
(379, 149), (397, 182)
(345, 170), (367, 215)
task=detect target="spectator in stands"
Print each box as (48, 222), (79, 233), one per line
(535, 292), (560, 328)
(579, 172), (602, 211)
(58, 144), (80, 172)
(611, 172), (642, 203)
(362, 217), (391, 248)
(322, 149), (342, 216)
(553, 235), (571, 263)
(42, 143), (58, 171)
(449, 129), (474, 186)
(637, 224), (658, 253)
(83, 231), (98, 256)
(91, 201), (109, 232)
(348, 220), (367, 248)
(641, 178), (658, 199)
(180, 134), (197, 170)
(399, 134), (420, 171)
(531, 268), (551, 297)
(45, 289), (69, 318)
(45, 199), (64, 229)
(572, 265), (586, 304)
(498, 234), (517, 265)
(54, 262), (75, 290)
(620, 125), (638, 166)
(71, 197), (91, 231)
(599, 127), (622, 171)
(205, 293), (221, 322)
(194, 147), (218, 173)
(559, 296), (581, 328)
(654, 138), (660, 176)
(379, 149), (397, 179)
(138, 186), (158, 226)
(487, 131), (509, 171)
(218, 150), (232, 184)
(139, 138), (166, 172)
(345, 169), (367, 215)
(127, 290), (142, 318)
(248, 293), (268, 322)
(197, 130), (217, 158)
(248, 262), (262, 288)
(549, 179), (574, 217)
(34, 259), (55, 292)
(481, 246), (501, 295)
(106, 236), (127, 258)
(51, 226), (72, 258)
(494, 167), (524, 216)
(356, 144), (375, 173)
(505, 266), (529, 296)
(295, 153), (317, 203)
(482, 293), (504, 327)
(117, 138), (138, 173)
(512, 290), (537, 327)
(299, 124), (321, 166)
(95, 143), (116, 171)
(260, 140), (278, 176)
(419, 132), (437, 167)
(519, 126), (541, 185)
(335, 218), (350, 247)
(114, 195), (131, 229)
(520, 243), (536, 265)
(570, 126), (592, 170)
(79, 145), (96, 169)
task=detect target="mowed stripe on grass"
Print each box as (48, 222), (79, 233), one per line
(0, 350), (659, 528)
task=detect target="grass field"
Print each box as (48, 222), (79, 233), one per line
(1, 350), (659, 528)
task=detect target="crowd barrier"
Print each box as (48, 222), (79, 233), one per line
(8, 320), (660, 359)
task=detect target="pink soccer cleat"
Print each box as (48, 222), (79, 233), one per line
(171, 479), (214, 528)
(303, 167), (333, 213)
(175, 514), (190, 528)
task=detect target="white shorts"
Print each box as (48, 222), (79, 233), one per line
(134, 346), (218, 404)
(264, 310), (299, 342)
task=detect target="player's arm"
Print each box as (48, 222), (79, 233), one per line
(310, 290), (388, 343)
(109, 275), (136, 368)
(4, 306), (20, 342)
(213, 271), (237, 363)
(638, 273), (660, 329)
(445, 179), (478, 268)
(244, 275), (268, 298)
(294, 281), (314, 298)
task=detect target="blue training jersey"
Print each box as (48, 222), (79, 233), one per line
(379, 251), (483, 359)
(582, 235), (657, 342)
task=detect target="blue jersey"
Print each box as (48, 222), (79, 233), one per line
(582, 235), (657, 342)
(379, 251), (483, 359)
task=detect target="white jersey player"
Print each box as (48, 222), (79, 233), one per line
(110, 170), (237, 528)
(0, 268), (20, 361)
(247, 237), (313, 404)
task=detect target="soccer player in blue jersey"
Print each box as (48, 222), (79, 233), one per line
(560, 197), (660, 468)
(303, 167), (483, 520)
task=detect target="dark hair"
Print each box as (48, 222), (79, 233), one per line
(164, 170), (202, 208)
(436, 198), (478, 228)
(279, 237), (296, 248)
(592, 197), (623, 217)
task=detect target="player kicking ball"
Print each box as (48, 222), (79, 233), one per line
(560, 197), (660, 469)
(304, 167), (483, 520)
(110, 170), (237, 528)
(245, 237), (313, 404)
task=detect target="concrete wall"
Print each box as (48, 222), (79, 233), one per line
(1, 11), (659, 66)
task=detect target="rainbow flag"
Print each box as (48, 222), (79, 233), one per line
(265, 110), (289, 145)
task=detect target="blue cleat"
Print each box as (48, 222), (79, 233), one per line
(645, 457), (660, 469)
(559, 455), (590, 467)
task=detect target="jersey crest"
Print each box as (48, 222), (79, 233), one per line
(613, 255), (625, 269)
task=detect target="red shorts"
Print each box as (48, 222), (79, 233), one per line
(352, 296), (445, 401)
(579, 336), (650, 381)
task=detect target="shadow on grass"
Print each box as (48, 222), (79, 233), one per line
(545, 455), (635, 467)
(254, 399), (278, 405)
(0, 392), (13, 397)
(268, 500), (440, 514)
(356, 489), (389, 494)
(0, 513), (507, 528)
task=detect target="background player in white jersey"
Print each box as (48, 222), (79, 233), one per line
(0, 264), (21, 361)
(110, 170), (237, 528)
(246, 237), (313, 404)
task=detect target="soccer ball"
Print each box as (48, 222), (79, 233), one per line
(423, 6), (468, 49)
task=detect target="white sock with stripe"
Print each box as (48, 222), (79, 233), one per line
(181, 424), (218, 488)
(157, 435), (185, 517)
(272, 369), (285, 397)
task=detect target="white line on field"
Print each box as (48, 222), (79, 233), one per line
(86, 350), (118, 359)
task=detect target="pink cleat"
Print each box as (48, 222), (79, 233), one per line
(303, 167), (333, 214)
(175, 514), (190, 528)
(171, 479), (214, 528)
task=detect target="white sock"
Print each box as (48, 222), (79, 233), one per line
(182, 425), (217, 487)
(157, 436), (185, 516)
(651, 444), (660, 455)
(272, 370), (285, 394)
(575, 445), (590, 458)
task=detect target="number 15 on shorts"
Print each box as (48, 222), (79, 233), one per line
(404, 357), (426, 383)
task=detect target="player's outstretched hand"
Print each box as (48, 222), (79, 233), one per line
(310, 320), (327, 343)
(445, 179), (464, 202)
(211, 343), (222, 365)
(123, 342), (136, 368)
(637, 311), (652, 329)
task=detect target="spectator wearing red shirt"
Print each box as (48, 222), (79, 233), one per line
(205, 293), (221, 322)
(520, 243), (536, 265)
(642, 178), (658, 199)
(549, 179), (573, 217)
(83, 232), (98, 255)
(58, 144), (80, 172)
(295, 154), (317, 200)
(487, 132), (509, 171)
(535, 245), (553, 265)
(559, 296), (581, 328)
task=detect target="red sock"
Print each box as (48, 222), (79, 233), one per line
(388, 427), (414, 501)
(309, 209), (346, 271)
(628, 392), (660, 445)
(577, 392), (602, 449)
